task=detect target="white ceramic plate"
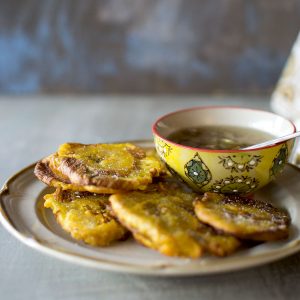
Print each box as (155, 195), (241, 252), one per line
(1, 141), (300, 276)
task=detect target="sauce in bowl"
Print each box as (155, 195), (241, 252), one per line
(167, 126), (275, 150)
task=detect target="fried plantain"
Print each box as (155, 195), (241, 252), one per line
(35, 143), (165, 193)
(35, 156), (123, 194)
(109, 184), (240, 258)
(194, 192), (291, 241)
(44, 189), (128, 246)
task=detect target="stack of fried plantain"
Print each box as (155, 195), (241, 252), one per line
(35, 143), (290, 258)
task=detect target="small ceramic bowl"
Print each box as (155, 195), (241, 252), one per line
(152, 106), (296, 194)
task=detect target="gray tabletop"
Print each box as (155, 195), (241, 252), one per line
(1, 96), (299, 300)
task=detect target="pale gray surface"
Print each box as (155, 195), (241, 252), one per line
(1, 95), (300, 300)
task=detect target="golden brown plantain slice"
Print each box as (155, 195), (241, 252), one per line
(44, 189), (128, 246)
(194, 192), (291, 241)
(35, 157), (122, 194)
(35, 143), (165, 193)
(109, 185), (240, 258)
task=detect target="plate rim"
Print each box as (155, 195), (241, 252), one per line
(2, 140), (300, 276)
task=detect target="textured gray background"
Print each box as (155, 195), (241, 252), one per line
(0, 0), (300, 94)
(1, 96), (300, 300)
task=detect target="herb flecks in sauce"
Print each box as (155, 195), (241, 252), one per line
(168, 126), (274, 150)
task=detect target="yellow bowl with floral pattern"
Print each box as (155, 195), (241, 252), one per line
(152, 107), (296, 194)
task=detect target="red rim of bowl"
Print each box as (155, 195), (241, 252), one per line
(152, 106), (297, 153)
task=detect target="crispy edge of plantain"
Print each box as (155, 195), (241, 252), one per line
(194, 193), (290, 241)
(34, 158), (124, 194)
